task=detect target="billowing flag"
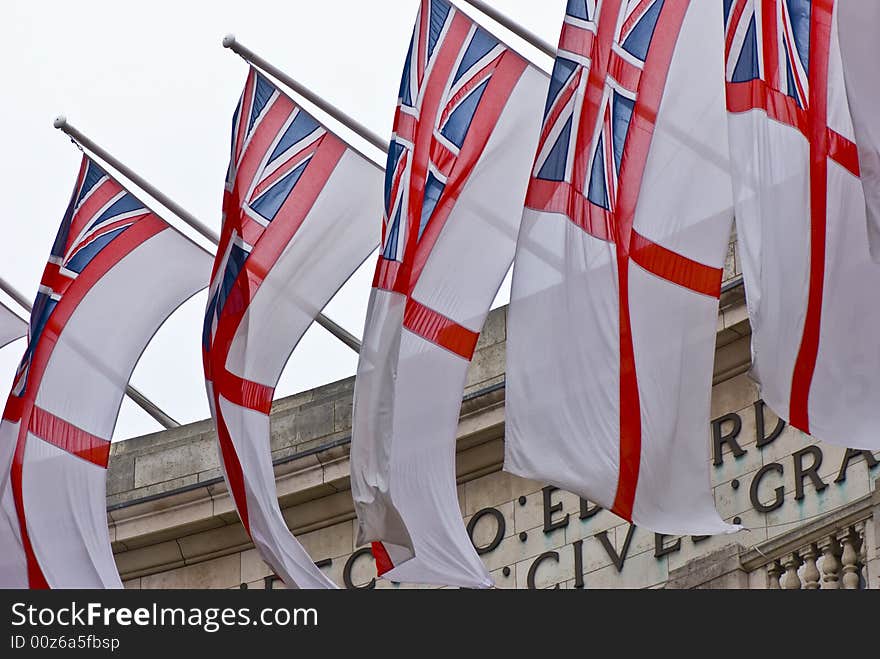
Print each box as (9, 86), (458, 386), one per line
(0, 156), (210, 588)
(0, 302), (26, 350)
(505, 1), (737, 535)
(725, 0), (880, 448)
(350, 0), (546, 588)
(837, 3), (880, 259)
(203, 67), (381, 589)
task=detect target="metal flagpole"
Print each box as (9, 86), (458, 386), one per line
(0, 275), (181, 429)
(122, 385), (180, 430)
(458, 0), (557, 59)
(221, 12), (555, 160)
(0, 276), (33, 315)
(221, 14), (555, 175)
(54, 116), (220, 245)
(224, 2), (559, 161)
(221, 35), (390, 163)
(53, 116), (362, 353)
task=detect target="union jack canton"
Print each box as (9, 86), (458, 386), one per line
(374, 0), (528, 317)
(12, 157), (154, 398)
(203, 68), (331, 373)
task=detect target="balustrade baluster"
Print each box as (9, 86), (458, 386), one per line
(818, 536), (841, 590)
(801, 544), (820, 589)
(855, 521), (868, 589)
(839, 528), (861, 590)
(781, 552), (803, 590)
(767, 561), (783, 589)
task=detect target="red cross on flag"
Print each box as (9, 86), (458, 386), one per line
(505, 0), (738, 535)
(726, 0), (880, 450)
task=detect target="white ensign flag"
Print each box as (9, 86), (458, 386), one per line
(0, 156), (210, 588)
(726, 0), (880, 450)
(506, 0), (737, 535)
(350, 0), (546, 588)
(202, 68), (381, 588)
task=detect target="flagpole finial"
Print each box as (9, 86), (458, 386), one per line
(53, 115), (67, 130)
(222, 34), (236, 48)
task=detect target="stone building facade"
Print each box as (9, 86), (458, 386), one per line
(108, 240), (880, 589)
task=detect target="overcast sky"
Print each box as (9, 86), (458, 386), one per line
(0, 0), (564, 440)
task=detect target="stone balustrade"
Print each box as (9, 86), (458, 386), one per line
(737, 491), (876, 589)
(762, 523), (867, 589)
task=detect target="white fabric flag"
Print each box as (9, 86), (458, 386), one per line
(0, 302), (26, 568)
(726, 0), (880, 448)
(350, 0), (546, 588)
(837, 2), (880, 259)
(505, 0), (737, 535)
(0, 302), (26, 350)
(0, 156), (210, 588)
(203, 68), (381, 589)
